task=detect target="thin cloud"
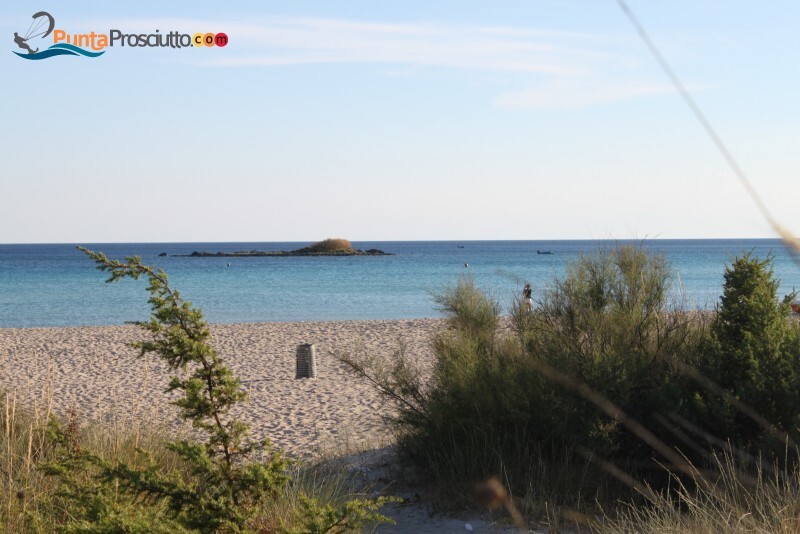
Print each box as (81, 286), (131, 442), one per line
(90, 16), (626, 75)
(204, 19), (602, 75)
(85, 15), (708, 109)
(494, 79), (713, 110)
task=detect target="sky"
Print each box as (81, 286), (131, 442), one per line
(1, 1), (799, 243)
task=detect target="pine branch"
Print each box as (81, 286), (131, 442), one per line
(77, 247), (289, 527)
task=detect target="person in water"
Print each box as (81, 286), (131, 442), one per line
(523, 283), (533, 312)
(13, 32), (38, 54)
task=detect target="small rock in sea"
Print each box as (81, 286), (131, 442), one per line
(158, 252), (167, 257)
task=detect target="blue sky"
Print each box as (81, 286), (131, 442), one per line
(1, 1), (798, 243)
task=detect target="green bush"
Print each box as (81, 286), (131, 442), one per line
(341, 246), (706, 513)
(691, 253), (800, 450)
(525, 246), (704, 461)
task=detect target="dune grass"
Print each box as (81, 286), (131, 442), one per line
(0, 394), (391, 532)
(1, 390), (181, 532)
(601, 450), (800, 533)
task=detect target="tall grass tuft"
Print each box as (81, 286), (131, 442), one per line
(603, 449), (800, 533)
(1, 391), (181, 531)
(2, 397), (393, 532)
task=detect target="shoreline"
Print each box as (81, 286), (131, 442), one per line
(0, 319), (445, 456)
(0, 317), (445, 331)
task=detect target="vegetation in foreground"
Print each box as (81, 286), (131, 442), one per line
(341, 244), (800, 531)
(1, 249), (393, 533)
(1, 399), (392, 533)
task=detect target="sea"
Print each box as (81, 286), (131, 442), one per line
(1, 240), (799, 328)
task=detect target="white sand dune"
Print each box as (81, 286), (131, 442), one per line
(0, 319), (443, 456)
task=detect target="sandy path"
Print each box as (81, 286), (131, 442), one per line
(0, 319), (443, 456)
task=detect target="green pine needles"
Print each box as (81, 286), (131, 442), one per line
(694, 253), (800, 449)
(38, 248), (393, 532)
(77, 247), (288, 530)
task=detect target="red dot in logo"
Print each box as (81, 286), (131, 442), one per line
(215, 33), (229, 47)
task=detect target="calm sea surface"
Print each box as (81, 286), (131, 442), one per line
(1, 240), (798, 328)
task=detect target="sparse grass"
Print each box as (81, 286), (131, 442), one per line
(1, 392), (394, 533)
(263, 455), (387, 532)
(601, 450), (800, 533)
(1, 390), (182, 531)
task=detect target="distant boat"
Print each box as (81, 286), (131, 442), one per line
(537, 249), (554, 255)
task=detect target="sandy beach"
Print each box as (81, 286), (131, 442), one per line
(0, 319), (443, 456)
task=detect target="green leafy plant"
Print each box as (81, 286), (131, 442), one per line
(38, 248), (393, 532)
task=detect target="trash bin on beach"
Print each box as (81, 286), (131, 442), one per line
(296, 344), (317, 378)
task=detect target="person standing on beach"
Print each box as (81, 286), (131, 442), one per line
(523, 283), (533, 312)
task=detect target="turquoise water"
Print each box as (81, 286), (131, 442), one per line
(1, 240), (798, 328)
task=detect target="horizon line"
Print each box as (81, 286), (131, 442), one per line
(0, 237), (789, 246)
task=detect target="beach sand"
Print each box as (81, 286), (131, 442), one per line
(0, 319), (443, 456)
